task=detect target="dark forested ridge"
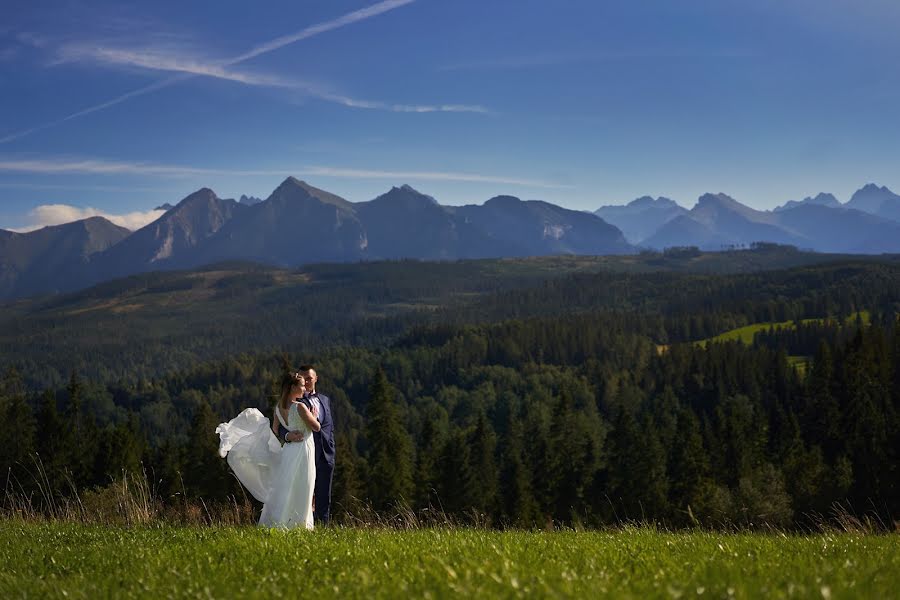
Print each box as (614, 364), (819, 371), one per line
(1, 249), (899, 529)
(3, 245), (896, 388)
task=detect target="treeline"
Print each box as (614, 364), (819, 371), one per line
(2, 310), (897, 529)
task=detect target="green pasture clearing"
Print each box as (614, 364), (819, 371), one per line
(1, 522), (897, 599)
(696, 311), (871, 347)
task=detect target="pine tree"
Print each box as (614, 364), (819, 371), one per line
(468, 408), (499, 518)
(668, 404), (711, 524)
(413, 415), (446, 509)
(330, 435), (366, 520)
(805, 341), (841, 458)
(365, 368), (414, 511)
(183, 400), (232, 501)
(0, 369), (35, 488)
(498, 411), (538, 526)
(35, 390), (74, 493)
(435, 428), (476, 517)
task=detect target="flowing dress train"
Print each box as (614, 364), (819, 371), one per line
(216, 403), (316, 528)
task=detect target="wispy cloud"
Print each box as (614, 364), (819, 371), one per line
(0, 157), (222, 177)
(0, 0), (426, 144)
(12, 204), (165, 232)
(0, 155), (571, 189)
(298, 165), (570, 189)
(0, 181), (168, 193)
(53, 43), (488, 114)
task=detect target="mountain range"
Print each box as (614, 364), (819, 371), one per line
(597, 184), (900, 252)
(2, 179), (899, 300)
(0, 177), (631, 299)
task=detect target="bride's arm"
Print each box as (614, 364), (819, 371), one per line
(271, 407), (280, 437)
(296, 403), (321, 432)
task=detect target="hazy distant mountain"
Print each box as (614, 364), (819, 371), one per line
(0, 217), (130, 297)
(846, 184), (900, 222)
(455, 195), (632, 256)
(154, 203), (174, 211)
(239, 195), (263, 206)
(191, 177), (366, 266)
(773, 204), (900, 253)
(88, 188), (246, 281)
(774, 193), (841, 212)
(642, 190), (900, 253)
(643, 193), (805, 249)
(594, 196), (687, 243)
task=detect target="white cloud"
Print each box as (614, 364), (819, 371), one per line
(13, 204), (165, 232)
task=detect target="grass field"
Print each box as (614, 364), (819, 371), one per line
(696, 311), (872, 347)
(1, 522), (898, 598)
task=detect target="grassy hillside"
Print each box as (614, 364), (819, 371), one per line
(1, 523), (897, 598)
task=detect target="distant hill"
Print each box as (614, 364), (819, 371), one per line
(642, 190), (900, 252)
(3, 246), (887, 386)
(455, 195), (632, 257)
(595, 196), (687, 243)
(0, 217), (131, 298)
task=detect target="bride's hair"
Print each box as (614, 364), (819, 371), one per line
(278, 371), (302, 409)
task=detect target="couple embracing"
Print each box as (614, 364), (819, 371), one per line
(216, 365), (335, 529)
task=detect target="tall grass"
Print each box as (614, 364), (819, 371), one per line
(4, 456), (898, 535)
(2, 455), (255, 526)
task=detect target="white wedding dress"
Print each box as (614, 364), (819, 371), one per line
(216, 403), (316, 529)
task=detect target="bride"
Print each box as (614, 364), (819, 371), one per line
(216, 371), (320, 528)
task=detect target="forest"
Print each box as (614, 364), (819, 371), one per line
(1, 251), (898, 529)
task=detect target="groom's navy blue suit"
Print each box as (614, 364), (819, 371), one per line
(279, 392), (335, 524)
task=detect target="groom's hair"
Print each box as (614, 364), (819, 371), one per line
(299, 364), (315, 372)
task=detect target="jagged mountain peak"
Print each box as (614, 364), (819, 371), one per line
(269, 177), (353, 209)
(847, 182), (900, 219)
(484, 195), (523, 206)
(239, 195), (262, 206)
(170, 187), (221, 211)
(775, 192), (841, 212)
(372, 184), (440, 206)
(696, 192), (741, 207)
(630, 196), (678, 209)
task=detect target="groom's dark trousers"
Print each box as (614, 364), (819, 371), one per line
(278, 393), (335, 524)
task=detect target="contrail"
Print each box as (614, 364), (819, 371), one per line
(0, 0), (417, 144)
(0, 75), (191, 144)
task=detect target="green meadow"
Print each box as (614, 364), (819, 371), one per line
(1, 522), (897, 599)
(696, 311), (871, 347)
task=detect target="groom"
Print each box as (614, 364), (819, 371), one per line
(281, 365), (335, 524)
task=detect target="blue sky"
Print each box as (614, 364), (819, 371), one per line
(2, 0), (899, 230)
